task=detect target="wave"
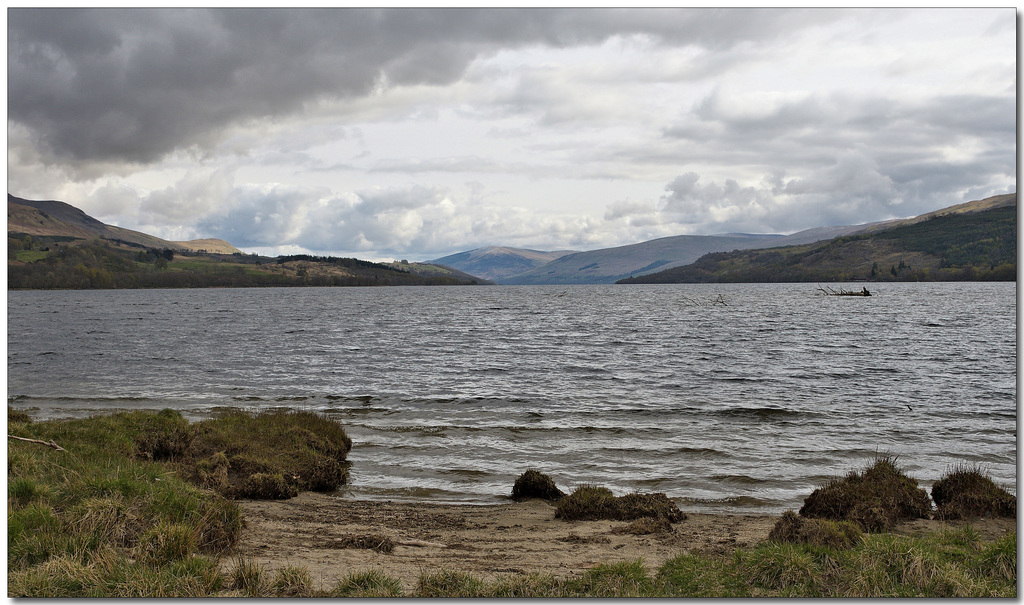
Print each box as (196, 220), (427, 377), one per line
(711, 406), (810, 420)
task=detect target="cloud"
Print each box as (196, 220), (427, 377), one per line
(8, 8), (843, 175)
(7, 8), (1015, 258)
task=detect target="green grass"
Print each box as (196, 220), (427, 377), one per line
(401, 528), (1015, 598)
(14, 249), (50, 262)
(7, 410), (242, 597)
(7, 407), (351, 597)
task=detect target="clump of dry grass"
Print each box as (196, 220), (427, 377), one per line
(931, 463), (1016, 520)
(511, 469), (566, 501)
(767, 510), (863, 549)
(326, 534), (396, 553)
(614, 516), (674, 535)
(331, 570), (405, 597)
(9, 405), (32, 423)
(272, 565), (314, 597)
(554, 485), (686, 523)
(798, 456), (932, 532)
(229, 556), (268, 597)
(239, 473), (297, 500)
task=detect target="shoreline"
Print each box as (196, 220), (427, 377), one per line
(224, 492), (1015, 593)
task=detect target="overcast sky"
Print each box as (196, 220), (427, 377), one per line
(8, 8), (1016, 260)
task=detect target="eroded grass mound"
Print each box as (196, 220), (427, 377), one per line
(134, 408), (352, 500)
(931, 464), (1016, 520)
(767, 511), (863, 549)
(511, 469), (566, 501)
(799, 456), (932, 532)
(555, 485), (686, 522)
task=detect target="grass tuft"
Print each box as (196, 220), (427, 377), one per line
(229, 556), (268, 596)
(186, 409), (352, 499)
(767, 510), (863, 549)
(271, 564), (314, 597)
(9, 406), (32, 423)
(555, 484), (686, 522)
(416, 569), (487, 598)
(565, 559), (653, 597)
(798, 455), (932, 531)
(931, 463), (1016, 520)
(511, 469), (566, 501)
(331, 569), (405, 597)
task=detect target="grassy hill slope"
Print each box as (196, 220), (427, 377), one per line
(8, 195), (487, 289)
(9, 195), (240, 253)
(619, 196), (1016, 284)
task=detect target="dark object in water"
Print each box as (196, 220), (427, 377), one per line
(511, 469), (566, 501)
(817, 285), (871, 296)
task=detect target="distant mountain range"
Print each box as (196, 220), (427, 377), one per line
(428, 222), (900, 284)
(428, 194), (1015, 284)
(8, 194), (241, 254)
(429, 247), (576, 282)
(9, 192), (1016, 288)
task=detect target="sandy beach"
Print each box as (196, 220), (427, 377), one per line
(226, 493), (773, 591)
(226, 493), (1017, 593)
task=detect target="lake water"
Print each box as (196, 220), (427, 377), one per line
(7, 282), (1017, 513)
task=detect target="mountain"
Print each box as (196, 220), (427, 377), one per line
(384, 259), (495, 285)
(497, 223), (879, 285)
(618, 193), (1016, 284)
(8, 195), (240, 253)
(427, 246), (576, 282)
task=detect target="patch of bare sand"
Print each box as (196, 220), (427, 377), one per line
(226, 493), (777, 592)
(225, 493), (1017, 593)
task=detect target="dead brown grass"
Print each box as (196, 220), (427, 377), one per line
(511, 470), (566, 501)
(798, 456), (932, 532)
(554, 485), (686, 523)
(767, 510), (863, 549)
(931, 464), (1016, 521)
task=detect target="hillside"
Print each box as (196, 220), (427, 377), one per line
(8, 195), (240, 253)
(384, 259), (495, 285)
(618, 194), (1016, 284)
(428, 247), (575, 282)
(8, 195), (486, 289)
(498, 224), (877, 285)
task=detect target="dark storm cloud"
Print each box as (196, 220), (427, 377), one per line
(8, 8), (837, 171)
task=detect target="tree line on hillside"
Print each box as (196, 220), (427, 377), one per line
(8, 237), (479, 289)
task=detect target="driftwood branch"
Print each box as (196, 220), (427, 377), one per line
(8, 434), (66, 452)
(680, 293), (728, 307)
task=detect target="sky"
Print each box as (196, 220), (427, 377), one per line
(7, 8), (1017, 261)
